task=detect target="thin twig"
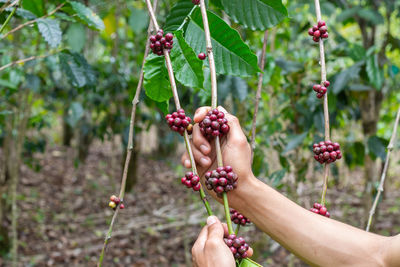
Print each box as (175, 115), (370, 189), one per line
(314, 0), (331, 206)
(0, 0), (19, 34)
(0, 51), (59, 72)
(366, 106), (400, 232)
(0, 0), (15, 14)
(1, 2), (65, 40)
(198, 0), (234, 234)
(97, 2), (158, 266)
(144, 0), (213, 216)
(250, 30), (268, 163)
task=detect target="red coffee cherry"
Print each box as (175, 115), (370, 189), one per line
(205, 166), (237, 197)
(149, 30), (174, 56)
(199, 108), (230, 140)
(198, 53), (207, 60)
(224, 233), (250, 259)
(181, 172), (201, 192)
(192, 0), (200, 4)
(230, 209), (251, 226)
(165, 109), (193, 136)
(308, 22), (329, 41)
(310, 202), (331, 218)
(312, 141), (342, 164)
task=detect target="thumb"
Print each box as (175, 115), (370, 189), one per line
(206, 216), (224, 239)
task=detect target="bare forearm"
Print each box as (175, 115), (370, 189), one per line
(229, 176), (389, 267)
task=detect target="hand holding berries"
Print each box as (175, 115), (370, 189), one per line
(199, 108), (230, 140)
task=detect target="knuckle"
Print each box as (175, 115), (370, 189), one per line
(205, 238), (221, 250)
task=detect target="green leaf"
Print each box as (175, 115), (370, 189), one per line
(332, 61), (364, 94)
(22, 0), (44, 17)
(36, 18), (62, 48)
(59, 51), (97, 88)
(238, 258), (264, 267)
(164, 1), (196, 32)
(143, 54), (173, 102)
(170, 31), (204, 89)
(366, 54), (384, 90)
(283, 132), (308, 153)
(367, 136), (387, 161)
(185, 9), (260, 77)
(128, 7), (149, 33)
(66, 102), (84, 127)
(221, 0), (287, 30)
(155, 101), (169, 115)
(218, 75), (248, 102)
(66, 23), (86, 52)
(69, 1), (105, 31)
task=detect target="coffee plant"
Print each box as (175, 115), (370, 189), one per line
(1, 0), (399, 266)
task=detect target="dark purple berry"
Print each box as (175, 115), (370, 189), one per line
(198, 53), (207, 60)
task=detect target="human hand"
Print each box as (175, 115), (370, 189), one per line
(192, 216), (253, 267)
(181, 107), (254, 202)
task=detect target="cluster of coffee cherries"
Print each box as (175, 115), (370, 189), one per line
(180, 172), (201, 192)
(310, 202), (330, 218)
(230, 209), (251, 226)
(192, 0), (200, 4)
(109, 195), (125, 210)
(205, 166), (238, 197)
(199, 109), (230, 139)
(313, 140), (342, 164)
(165, 109), (193, 136)
(198, 53), (206, 60)
(149, 29), (173, 56)
(312, 81), (330, 99)
(308, 21), (328, 42)
(224, 233), (250, 259)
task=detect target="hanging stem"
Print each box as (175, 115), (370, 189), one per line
(0, 0), (19, 34)
(144, 0), (212, 216)
(314, 0), (330, 207)
(1, 2), (65, 39)
(97, 1), (158, 266)
(366, 106), (400, 232)
(250, 30), (268, 163)
(198, 0), (234, 233)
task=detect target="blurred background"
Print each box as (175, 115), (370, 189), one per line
(0, 0), (399, 266)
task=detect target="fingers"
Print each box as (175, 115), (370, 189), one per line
(248, 247), (254, 257)
(192, 143), (211, 167)
(224, 113), (248, 146)
(206, 216), (224, 239)
(194, 106), (211, 123)
(180, 152), (191, 168)
(192, 224), (208, 254)
(192, 123), (211, 155)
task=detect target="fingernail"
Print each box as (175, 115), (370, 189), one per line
(200, 144), (209, 154)
(200, 157), (209, 166)
(207, 216), (217, 225)
(184, 159), (190, 167)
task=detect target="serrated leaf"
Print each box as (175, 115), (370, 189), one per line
(143, 54), (173, 102)
(221, 0), (287, 30)
(170, 31), (204, 89)
(22, 0), (44, 17)
(69, 1), (105, 31)
(165, 1), (197, 32)
(59, 51), (97, 88)
(366, 54), (384, 90)
(36, 18), (62, 48)
(185, 9), (260, 77)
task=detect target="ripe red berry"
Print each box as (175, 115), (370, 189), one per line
(324, 80), (330, 87)
(312, 25), (319, 31)
(313, 30), (321, 38)
(119, 203), (125, 209)
(321, 32), (329, 39)
(198, 53), (207, 60)
(318, 20), (326, 27)
(308, 28), (314, 36)
(224, 233), (249, 259)
(165, 109), (193, 135)
(312, 141), (342, 164)
(319, 206), (327, 216)
(313, 36), (320, 42)
(230, 209), (251, 226)
(165, 33), (174, 41)
(192, 0), (200, 4)
(319, 26), (328, 33)
(199, 108), (230, 139)
(205, 166), (238, 196)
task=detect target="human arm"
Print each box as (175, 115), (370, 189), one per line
(183, 106), (399, 267)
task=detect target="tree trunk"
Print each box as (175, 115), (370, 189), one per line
(359, 90), (383, 229)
